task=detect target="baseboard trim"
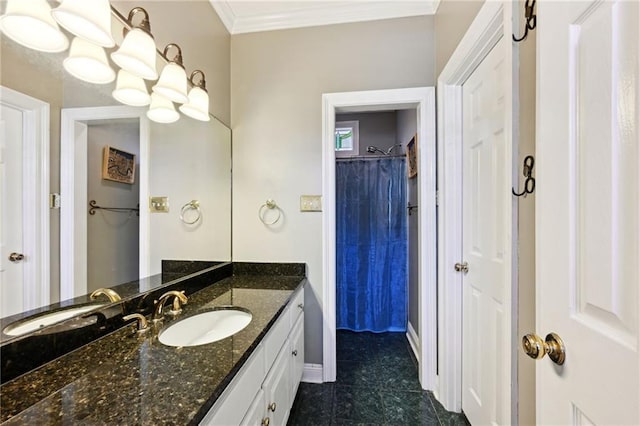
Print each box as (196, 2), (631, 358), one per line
(406, 321), (420, 361)
(302, 363), (323, 383)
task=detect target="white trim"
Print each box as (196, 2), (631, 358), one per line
(210, 1), (439, 35)
(406, 321), (420, 362)
(436, 1), (514, 414)
(0, 86), (50, 311)
(301, 363), (324, 384)
(322, 87), (437, 391)
(60, 106), (150, 301)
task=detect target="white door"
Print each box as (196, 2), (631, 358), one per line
(0, 104), (25, 318)
(0, 86), (50, 318)
(536, 1), (640, 424)
(461, 37), (511, 425)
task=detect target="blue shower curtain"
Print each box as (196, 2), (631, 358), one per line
(336, 157), (408, 332)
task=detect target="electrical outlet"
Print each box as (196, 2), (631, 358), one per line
(300, 195), (322, 212)
(150, 196), (169, 213)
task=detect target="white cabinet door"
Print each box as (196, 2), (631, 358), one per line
(536, 1), (640, 424)
(263, 338), (291, 426)
(240, 389), (267, 426)
(290, 313), (304, 398)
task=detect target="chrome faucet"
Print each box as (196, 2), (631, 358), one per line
(152, 291), (188, 321)
(90, 288), (122, 302)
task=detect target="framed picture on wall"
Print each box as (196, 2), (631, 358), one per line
(406, 135), (417, 178)
(102, 146), (136, 184)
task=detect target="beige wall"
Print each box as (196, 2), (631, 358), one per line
(434, 0), (486, 77)
(231, 16), (435, 364)
(335, 111), (397, 156)
(516, 1), (537, 423)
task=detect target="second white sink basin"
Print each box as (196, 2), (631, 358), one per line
(158, 308), (252, 347)
(3, 304), (107, 336)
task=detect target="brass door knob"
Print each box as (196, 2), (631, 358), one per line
(268, 402), (277, 412)
(8, 252), (24, 262)
(454, 262), (469, 274)
(522, 332), (566, 365)
(261, 418), (270, 426)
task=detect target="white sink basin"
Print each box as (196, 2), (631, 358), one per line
(3, 304), (107, 336)
(159, 308), (252, 347)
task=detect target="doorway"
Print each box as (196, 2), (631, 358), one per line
(334, 110), (410, 335)
(322, 87), (437, 390)
(60, 106), (150, 301)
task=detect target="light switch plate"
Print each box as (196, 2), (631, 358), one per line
(150, 196), (169, 213)
(300, 195), (322, 212)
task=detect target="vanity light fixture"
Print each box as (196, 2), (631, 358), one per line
(179, 70), (211, 122)
(63, 37), (115, 84)
(152, 44), (189, 104)
(147, 92), (180, 124)
(110, 7), (158, 81)
(51, 0), (115, 48)
(0, 0), (69, 53)
(112, 69), (151, 106)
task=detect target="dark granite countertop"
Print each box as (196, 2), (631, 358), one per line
(0, 273), (305, 425)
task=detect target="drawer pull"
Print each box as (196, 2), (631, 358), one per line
(292, 349), (298, 356)
(262, 418), (270, 426)
(268, 402), (277, 412)
(298, 303), (304, 310)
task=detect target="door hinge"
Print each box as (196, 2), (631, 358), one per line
(49, 193), (60, 209)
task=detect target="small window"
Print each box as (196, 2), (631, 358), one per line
(334, 120), (359, 157)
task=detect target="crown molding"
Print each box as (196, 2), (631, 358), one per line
(210, 1), (440, 35)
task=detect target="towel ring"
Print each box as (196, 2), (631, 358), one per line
(259, 199), (281, 225)
(180, 200), (201, 225)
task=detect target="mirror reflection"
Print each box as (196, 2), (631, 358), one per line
(0, 4), (232, 326)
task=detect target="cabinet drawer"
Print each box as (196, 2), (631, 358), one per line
(289, 288), (304, 327)
(200, 344), (265, 426)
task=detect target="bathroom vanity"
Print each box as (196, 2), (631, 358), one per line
(0, 263), (306, 425)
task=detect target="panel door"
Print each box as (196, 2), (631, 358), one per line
(0, 104), (24, 318)
(290, 313), (304, 398)
(461, 36), (511, 425)
(536, 1), (640, 423)
(240, 388), (267, 426)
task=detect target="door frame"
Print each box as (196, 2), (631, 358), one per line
(60, 106), (150, 300)
(0, 86), (50, 310)
(436, 1), (517, 418)
(321, 87), (437, 390)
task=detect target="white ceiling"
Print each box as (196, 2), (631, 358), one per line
(210, 1), (440, 35)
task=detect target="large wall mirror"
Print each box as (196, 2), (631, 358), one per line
(0, 6), (231, 328)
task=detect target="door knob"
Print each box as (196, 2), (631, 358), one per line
(454, 261), (469, 274)
(522, 332), (566, 365)
(8, 253), (24, 262)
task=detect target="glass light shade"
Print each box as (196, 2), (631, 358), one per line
(112, 70), (151, 106)
(111, 28), (158, 80)
(179, 87), (210, 122)
(63, 37), (115, 84)
(152, 63), (188, 104)
(0, 0), (68, 52)
(147, 93), (179, 124)
(51, 0), (114, 47)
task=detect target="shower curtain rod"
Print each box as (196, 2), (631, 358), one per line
(336, 154), (405, 161)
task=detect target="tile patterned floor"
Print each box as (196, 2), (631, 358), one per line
(287, 330), (471, 426)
